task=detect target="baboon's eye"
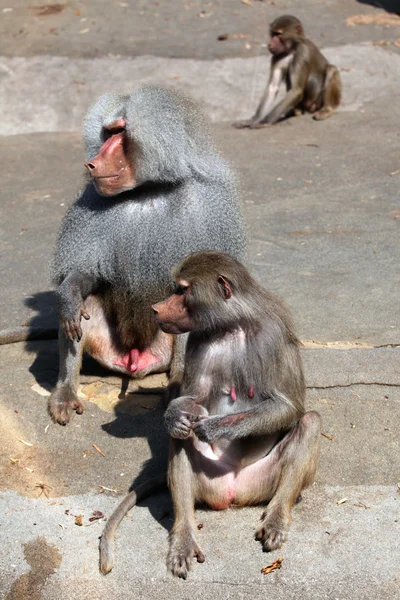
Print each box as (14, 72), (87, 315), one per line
(174, 284), (188, 295)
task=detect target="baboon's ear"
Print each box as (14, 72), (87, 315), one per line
(217, 275), (232, 300)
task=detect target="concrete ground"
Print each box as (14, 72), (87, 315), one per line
(0, 1), (399, 598)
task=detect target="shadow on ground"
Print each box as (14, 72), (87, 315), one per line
(24, 289), (170, 515)
(102, 400), (171, 531)
(357, 0), (400, 13)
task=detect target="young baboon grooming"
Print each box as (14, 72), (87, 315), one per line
(234, 15), (341, 128)
(49, 86), (245, 425)
(100, 252), (321, 579)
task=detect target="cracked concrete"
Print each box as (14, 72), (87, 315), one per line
(303, 347), (400, 388)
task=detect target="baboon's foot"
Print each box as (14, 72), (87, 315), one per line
(313, 109), (334, 121)
(232, 120), (254, 129)
(255, 506), (289, 552)
(248, 121), (271, 129)
(48, 384), (84, 425)
(167, 529), (205, 579)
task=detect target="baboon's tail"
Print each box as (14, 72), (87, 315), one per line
(99, 474), (168, 575)
(0, 327), (58, 345)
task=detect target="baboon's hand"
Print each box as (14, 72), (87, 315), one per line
(193, 416), (226, 443)
(165, 408), (194, 439)
(58, 295), (90, 342)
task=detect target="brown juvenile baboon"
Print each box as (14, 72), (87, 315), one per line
(234, 15), (341, 128)
(48, 87), (245, 425)
(100, 252), (321, 580)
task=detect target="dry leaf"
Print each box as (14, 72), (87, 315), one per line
(19, 439), (33, 447)
(89, 510), (104, 522)
(36, 482), (52, 497)
(75, 514), (84, 526)
(92, 444), (105, 457)
(31, 4), (65, 17)
(10, 458), (20, 464)
(99, 485), (119, 493)
(261, 557), (284, 574)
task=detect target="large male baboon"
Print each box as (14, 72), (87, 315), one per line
(49, 87), (245, 425)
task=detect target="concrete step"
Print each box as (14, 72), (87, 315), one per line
(1, 342), (399, 493)
(1, 45), (400, 134)
(0, 485), (398, 599)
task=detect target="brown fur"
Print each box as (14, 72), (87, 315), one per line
(100, 252), (321, 579)
(234, 15), (341, 128)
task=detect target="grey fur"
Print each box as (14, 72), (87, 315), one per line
(53, 87), (245, 289)
(49, 86), (245, 425)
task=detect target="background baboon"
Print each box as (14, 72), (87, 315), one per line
(234, 15), (341, 128)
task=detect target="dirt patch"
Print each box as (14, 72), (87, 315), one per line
(346, 13), (400, 26)
(5, 537), (61, 600)
(79, 372), (167, 414)
(30, 4), (65, 17)
(0, 403), (63, 497)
